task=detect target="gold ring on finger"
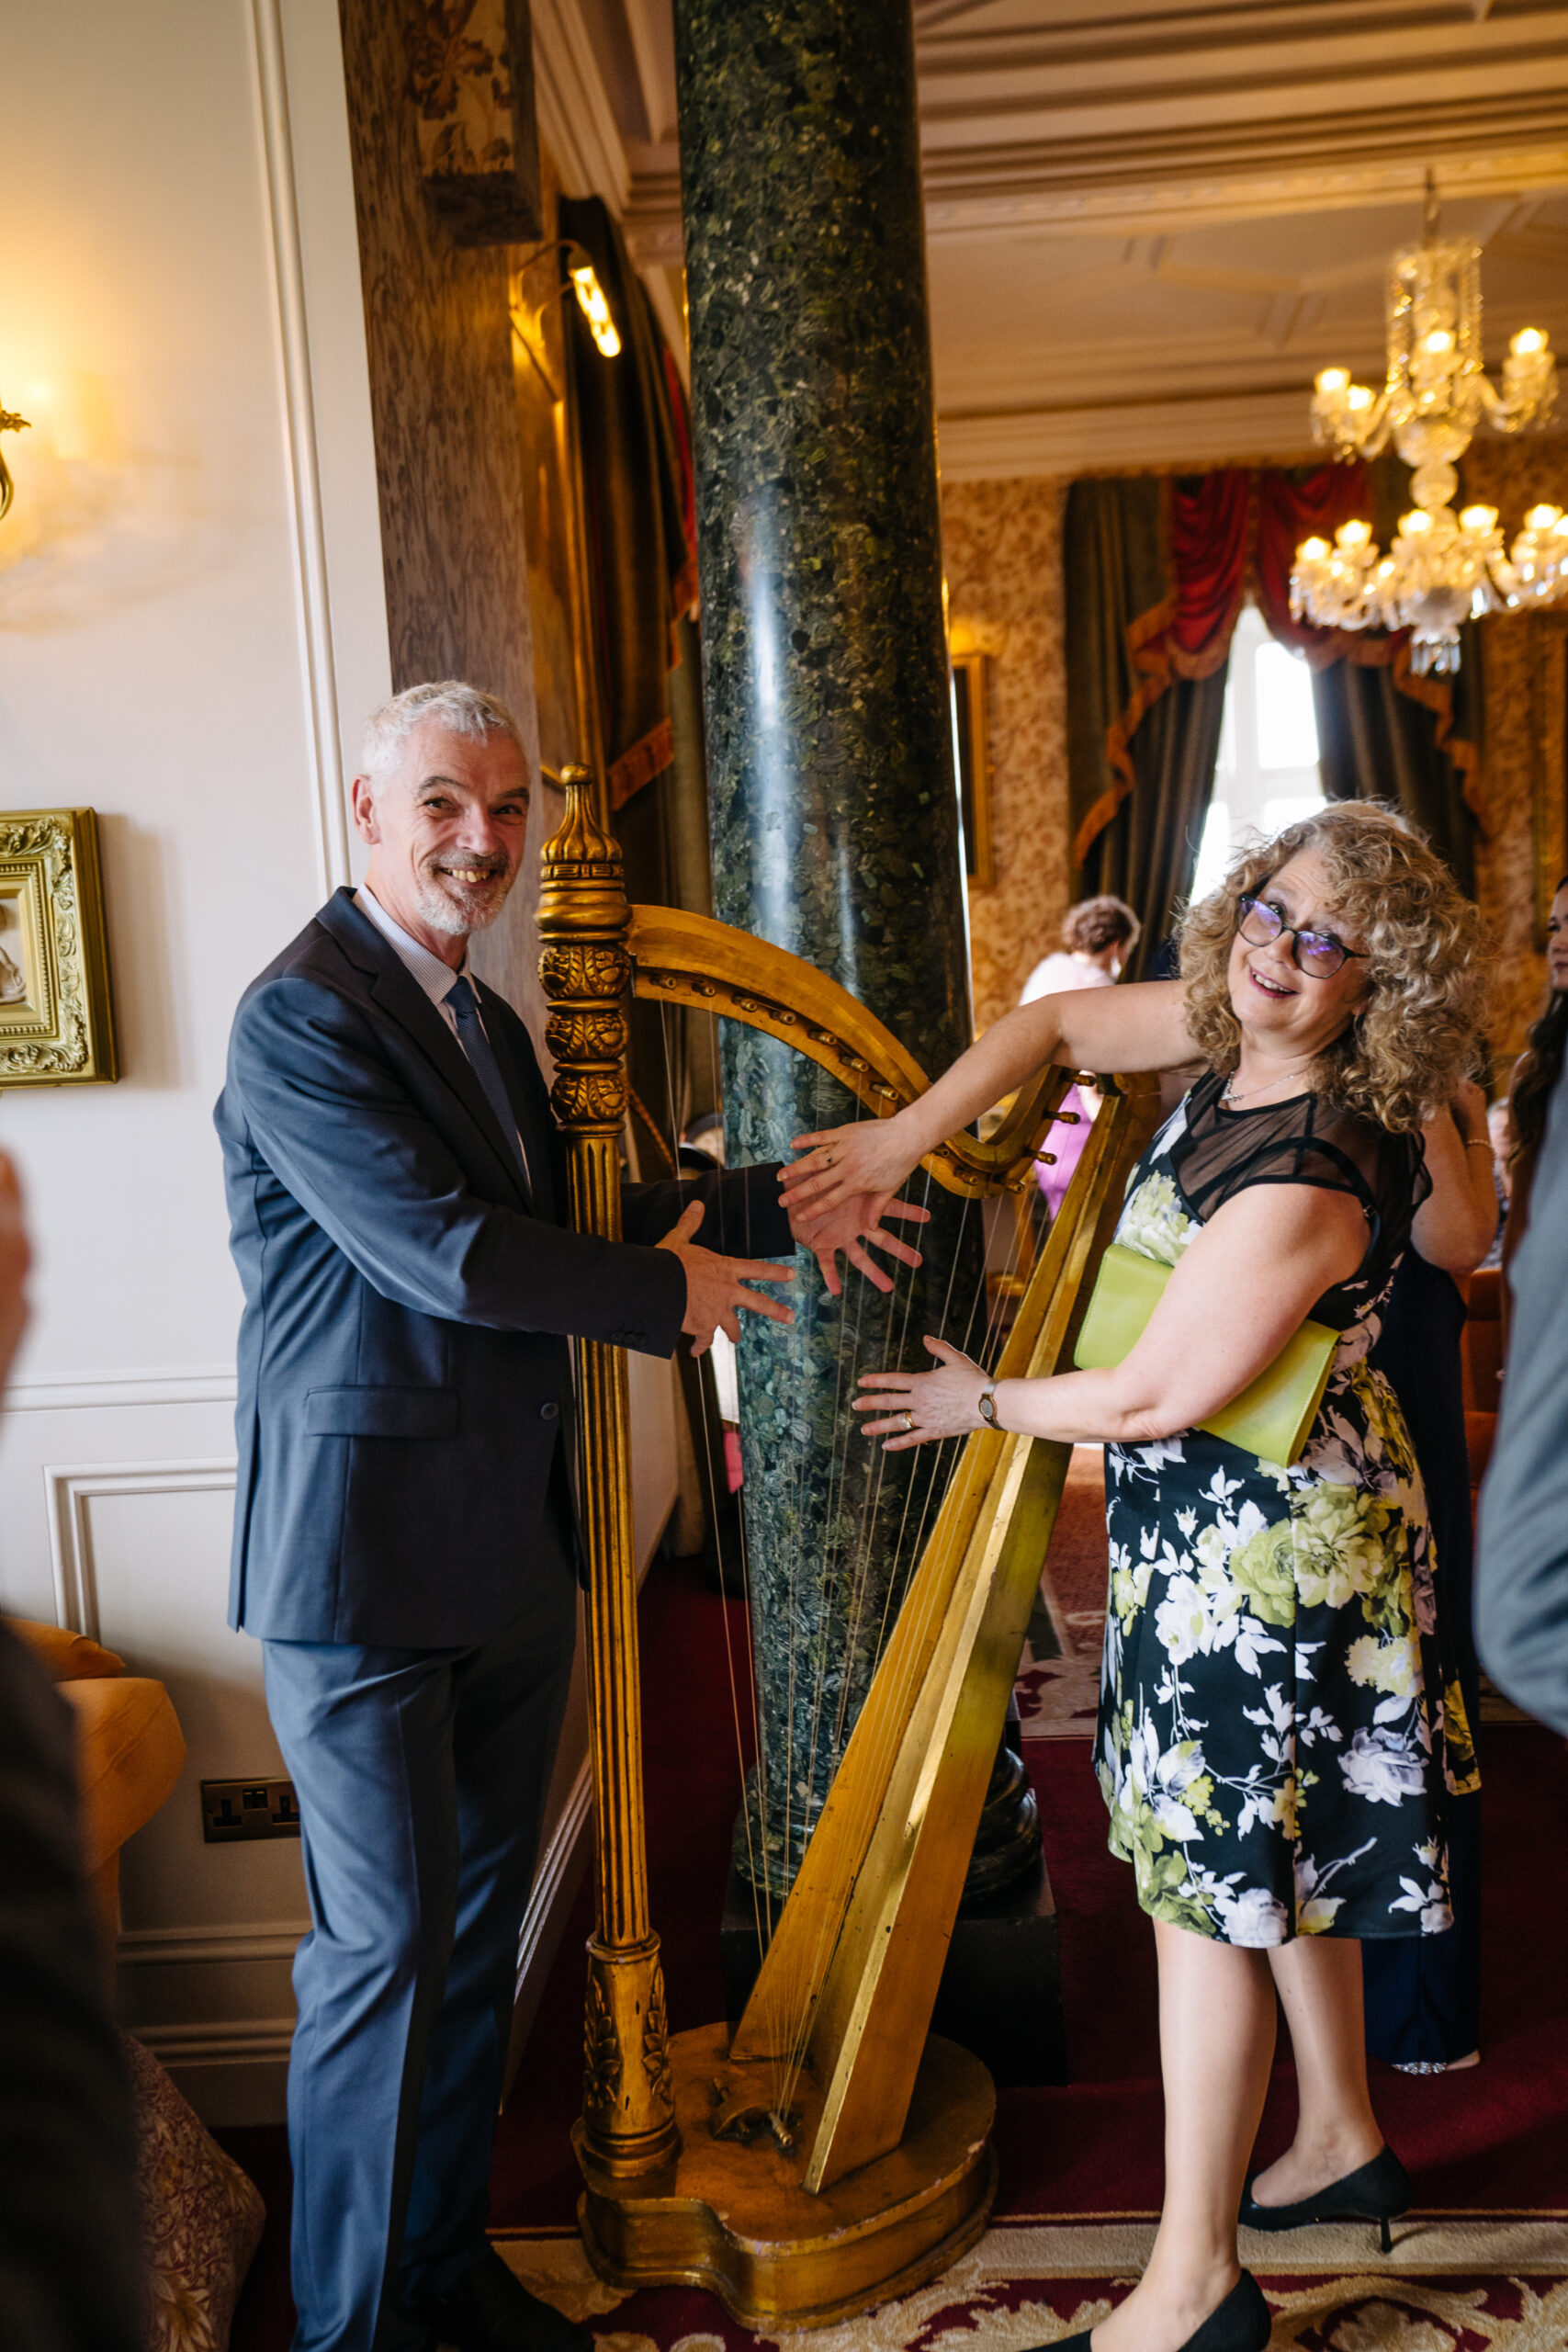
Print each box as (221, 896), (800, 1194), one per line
(901, 1410), (915, 1433)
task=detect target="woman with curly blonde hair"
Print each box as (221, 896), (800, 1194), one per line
(782, 804), (1487, 2352)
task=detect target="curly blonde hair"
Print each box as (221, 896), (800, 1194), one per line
(1178, 803), (1487, 1133)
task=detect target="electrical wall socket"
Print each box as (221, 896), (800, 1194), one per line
(200, 1776), (301, 1843)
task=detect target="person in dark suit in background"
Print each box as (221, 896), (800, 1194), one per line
(0, 1154), (146, 2352)
(216, 682), (924, 2352)
(1477, 1043), (1568, 1739)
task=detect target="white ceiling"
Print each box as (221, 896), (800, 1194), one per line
(533, 0), (1568, 473)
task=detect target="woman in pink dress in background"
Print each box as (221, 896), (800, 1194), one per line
(1020, 895), (1141, 1217)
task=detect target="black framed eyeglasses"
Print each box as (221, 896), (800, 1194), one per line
(1235, 895), (1367, 978)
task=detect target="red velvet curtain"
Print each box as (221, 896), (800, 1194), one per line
(1073, 461), (1483, 895)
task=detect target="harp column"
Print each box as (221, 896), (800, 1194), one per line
(674, 0), (985, 1890)
(538, 771), (678, 2182)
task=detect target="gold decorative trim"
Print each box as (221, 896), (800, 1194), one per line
(0, 809), (118, 1087)
(626, 905), (1066, 1197)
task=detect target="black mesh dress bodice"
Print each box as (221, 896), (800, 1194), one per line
(1166, 1069), (1430, 1331)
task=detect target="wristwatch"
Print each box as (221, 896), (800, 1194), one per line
(977, 1385), (1002, 1430)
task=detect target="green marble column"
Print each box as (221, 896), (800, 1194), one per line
(674, 0), (985, 1894)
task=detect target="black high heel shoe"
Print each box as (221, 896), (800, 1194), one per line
(1043, 2268), (1271, 2352)
(1239, 2143), (1412, 2254)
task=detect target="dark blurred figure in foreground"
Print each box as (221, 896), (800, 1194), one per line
(1477, 1029), (1568, 1737)
(0, 1152), (145, 2349)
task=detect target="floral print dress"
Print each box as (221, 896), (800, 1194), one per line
(1094, 1070), (1480, 1949)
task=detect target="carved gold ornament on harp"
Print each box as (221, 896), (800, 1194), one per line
(539, 769), (1159, 2327)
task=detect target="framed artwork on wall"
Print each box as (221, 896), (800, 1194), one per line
(950, 650), (994, 889)
(0, 809), (118, 1086)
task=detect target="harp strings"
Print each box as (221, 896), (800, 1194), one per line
(651, 995), (1034, 2121)
(767, 1159), (1035, 2121)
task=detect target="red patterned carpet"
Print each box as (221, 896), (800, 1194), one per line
(224, 1497), (1568, 2351)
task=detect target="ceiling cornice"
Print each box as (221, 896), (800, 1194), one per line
(531, 0), (630, 210)
(939, 388), (1337, 478)
(922, 126), (1568, 238)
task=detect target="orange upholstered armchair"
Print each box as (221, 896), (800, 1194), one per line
(6, 1618), (186, 1952)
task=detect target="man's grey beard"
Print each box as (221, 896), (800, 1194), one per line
(413, 860), (516, 938)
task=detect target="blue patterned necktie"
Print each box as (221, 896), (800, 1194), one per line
(445, 973), (532, 1204)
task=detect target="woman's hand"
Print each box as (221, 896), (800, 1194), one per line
(853, 1336), (988, 1450)
(779, 1109), (925, 1225)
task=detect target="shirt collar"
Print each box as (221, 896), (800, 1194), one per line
(355, 885), (469, 1013)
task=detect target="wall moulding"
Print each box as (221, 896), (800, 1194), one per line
(6, 1365), (238, 1415)
(45, 1457), (237, 1640)
(246, 0), (366, 895)
(937, 389), (1318, 481)
(137, 2018), (298, 2070)
(118, 1920), (311, 1969)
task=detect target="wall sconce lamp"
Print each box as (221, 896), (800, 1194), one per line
(509, 240), (622, 359)
(0, 392), (30, 521)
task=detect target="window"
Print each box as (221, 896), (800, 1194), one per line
(1190, 603), (1325, 904)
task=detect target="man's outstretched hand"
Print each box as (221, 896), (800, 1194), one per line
(657, 1200), (796, 1355)
(784, 1191), (930, 1299)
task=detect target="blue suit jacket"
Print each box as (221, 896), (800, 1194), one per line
(215, 888), (792, 1645)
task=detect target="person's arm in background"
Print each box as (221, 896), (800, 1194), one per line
(1413, 1079), (1501, 1277)
(1476, 1058), (1568, 1736)
(0, 1153), (146, 2352)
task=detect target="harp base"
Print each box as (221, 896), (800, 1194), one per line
(574, 2022), (997, 2331)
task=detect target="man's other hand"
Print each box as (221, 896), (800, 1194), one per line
(657, 1200), (795, 1355)
(0, 1153), (30, 1396)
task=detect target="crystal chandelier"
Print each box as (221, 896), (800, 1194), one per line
(1290, 184), (1563, 673)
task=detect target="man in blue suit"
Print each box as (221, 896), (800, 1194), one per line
(217, 682), (922, 2352)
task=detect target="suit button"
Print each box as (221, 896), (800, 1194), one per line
(540, 1400), (559, 1420)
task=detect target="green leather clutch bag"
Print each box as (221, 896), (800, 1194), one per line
(1073, 1242), (1339, 1467)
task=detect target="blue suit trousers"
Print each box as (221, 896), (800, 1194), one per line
(263, 1539), (577, 2352)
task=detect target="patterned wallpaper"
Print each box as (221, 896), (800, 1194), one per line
(941, 477), (1071, 1034)
(1461, 431), (1568, 1066)
(337, 0), (560, 1046)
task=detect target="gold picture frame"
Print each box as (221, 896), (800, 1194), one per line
(0, 809), (118, 1086)
(950, 650), (994, 890)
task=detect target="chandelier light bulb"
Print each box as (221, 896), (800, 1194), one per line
(1296, 200), (1565, 669)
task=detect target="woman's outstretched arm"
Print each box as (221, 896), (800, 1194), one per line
(781, 978), (1196, 1224)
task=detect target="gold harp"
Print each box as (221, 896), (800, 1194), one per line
(536, 770), (1156, 2327)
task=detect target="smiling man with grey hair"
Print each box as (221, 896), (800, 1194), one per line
(214, 682), (925, 2352)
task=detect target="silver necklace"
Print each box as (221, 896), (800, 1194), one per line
(1223, 1066), (1308, 1107)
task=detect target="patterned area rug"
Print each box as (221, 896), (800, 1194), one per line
(493, 2214), (1568, 2349)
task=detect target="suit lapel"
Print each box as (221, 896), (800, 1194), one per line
(318, 890), (531, 1207)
